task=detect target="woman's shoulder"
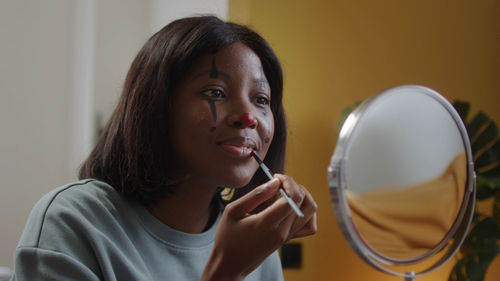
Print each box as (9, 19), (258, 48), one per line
(34, 179), (121, 215)
(18, 179), (131, 249)
(13, 180), (145, 279)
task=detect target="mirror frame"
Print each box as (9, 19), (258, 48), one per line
(328, 85), (476, 278)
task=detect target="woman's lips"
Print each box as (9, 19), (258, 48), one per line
(218, 143), (253, 157)
(217, 136), (257, 157)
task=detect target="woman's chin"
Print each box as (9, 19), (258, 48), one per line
(223, 174), (256, 189)
(226, 180), (252, 189)
(219, 166), (259, 189)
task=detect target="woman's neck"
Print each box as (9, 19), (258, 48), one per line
(147, 182), (219, 233)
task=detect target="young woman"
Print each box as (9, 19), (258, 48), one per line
(12, 16), (317, 281)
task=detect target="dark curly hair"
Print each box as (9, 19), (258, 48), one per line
(79, 16), (286, 206)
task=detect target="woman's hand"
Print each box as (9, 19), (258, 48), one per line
(201, 175), (317, 281)
(272, 174), (318, 240)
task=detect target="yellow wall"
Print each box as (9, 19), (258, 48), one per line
(230, 1), (500, 280)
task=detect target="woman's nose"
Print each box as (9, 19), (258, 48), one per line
(227, 112), (257, 129)
(240, 113), (257, 127)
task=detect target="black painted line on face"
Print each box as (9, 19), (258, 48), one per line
(208, 100), (217, 122)
(208, 100), (217, 132)
(192, 57), (230, 81)
(210, 57), (219, 78)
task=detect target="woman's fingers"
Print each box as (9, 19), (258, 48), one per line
(274, 174), (305, 208)
(288, 187), (318, 239)
(227, 173), (317, 242)
(208, 174), (317, 279)
(246, 174), (315, 244)
(257, 174), (317, 240)
(253, 174), (303, 225)
(225, 177), (280, 219)
(291, 214), (318, 238)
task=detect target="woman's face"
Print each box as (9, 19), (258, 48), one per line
(170, 42), (274, 189)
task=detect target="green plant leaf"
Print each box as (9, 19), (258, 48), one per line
(494, 191), (500, 225)
(468, 112), (490, 142)
(481, 165), (500, 178)
(338, 106), (353, 132)
(450, 100), (500, 281)
(475, 141), (500, 169)
(451, 210), (500, 281)
(471, 217), (500, 240)
(465, 257), (483, 281)
(453, 100), (470, 124)
(449, 257), (468, 281)
(455, 229), (500, 281)
(472, 122), (498, 156)
(475, 175), (500, 200)
(338, 101), (361, 133)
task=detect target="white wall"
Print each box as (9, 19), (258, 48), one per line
(93, 0), (150, 132)
(94, 0), (227, 130)
(0, 0), (227, 269)
(150, 0), (227, 32)
(0, 0), (73, 269)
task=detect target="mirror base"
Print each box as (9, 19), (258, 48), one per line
(404, 272), (415, 281)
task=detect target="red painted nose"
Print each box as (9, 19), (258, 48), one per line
(240, 113), (256, 126)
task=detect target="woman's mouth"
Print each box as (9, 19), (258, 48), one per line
(219, 144), (253, 157)
(217, 137), (257, 158)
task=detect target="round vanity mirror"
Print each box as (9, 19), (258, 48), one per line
(328, 85), (475, 280)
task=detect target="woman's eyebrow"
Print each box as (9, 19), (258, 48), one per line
(192, 69), (231, 80)
(253, 77), (268, 92)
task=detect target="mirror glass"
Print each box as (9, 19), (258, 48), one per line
(328, 85), (475, 278)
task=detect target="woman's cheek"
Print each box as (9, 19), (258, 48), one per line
(185, 106), (215, 134)
(191, 102), (218, 133)
(260, 108), (273, 144)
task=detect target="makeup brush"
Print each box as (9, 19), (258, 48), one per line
(251, 150), (304, 218)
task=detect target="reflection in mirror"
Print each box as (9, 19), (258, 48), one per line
(328, 85), (475, 279)
(347, 152), (466, 260)
(345, 90), (467, 260)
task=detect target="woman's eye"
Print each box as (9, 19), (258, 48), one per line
(255, 96), (270, 106)
(202, 89), (225, 99)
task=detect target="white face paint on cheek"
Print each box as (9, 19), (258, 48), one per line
(260, 108), (272, 144)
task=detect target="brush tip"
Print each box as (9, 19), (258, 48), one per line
(250, 150), (263, 164)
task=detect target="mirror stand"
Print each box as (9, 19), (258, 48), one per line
(328, 85), (475, 280)
(404, 272), (416, 281)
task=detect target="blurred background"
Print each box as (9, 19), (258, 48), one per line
(1, 0), (499, 280)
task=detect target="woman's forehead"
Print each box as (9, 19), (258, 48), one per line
(187, 42), (264, 78)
